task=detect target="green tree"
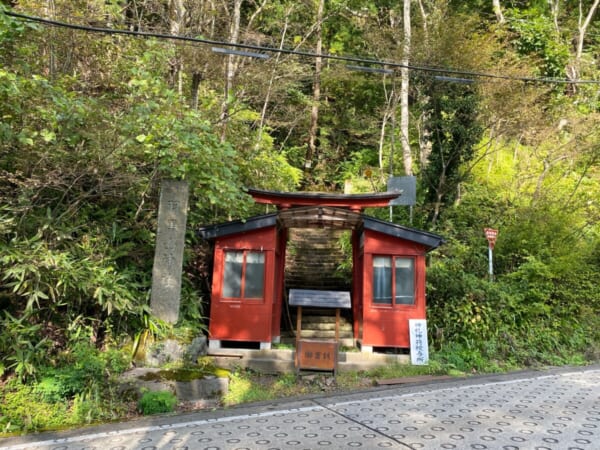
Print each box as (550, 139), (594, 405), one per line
(421, 81), (483, 226)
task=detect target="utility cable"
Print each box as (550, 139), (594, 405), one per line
(4, 9), (600, 85)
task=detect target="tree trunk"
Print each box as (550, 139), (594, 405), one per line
(576, 0), (600, 63)
(379, 74), (399, 179)
(549, 0), (560, 33)
(256, 7), (292, 150)
(418, 104), (433, 169)
(169, 0), (186, 95)
(400, 0), (413, 176)
(220, 0), (243, 142)
(417, 0), (428, 40)
(416, 2), (432, 171)
(190, 71), (203, 110)
(44, 0), (56, 78)
(169, 0), (186, 35)
(303, 0), (325, 185)
(379, 108), (391, 174)
(566, 0), (599, 90)
(430, 171), (446, 227)
(492, 0), (505, 24)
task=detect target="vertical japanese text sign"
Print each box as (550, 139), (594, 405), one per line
(150, 180), (189, 323)
(409, 319), (429, 365)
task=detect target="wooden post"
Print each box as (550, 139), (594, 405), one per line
(295, 305), (302, 371)
(335, 308), (340, 342)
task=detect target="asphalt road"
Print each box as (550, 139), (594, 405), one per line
(1, 365), (599, 450)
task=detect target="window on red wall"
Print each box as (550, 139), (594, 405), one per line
(372, 256), (415, 305)
(223, 250), (265, 299)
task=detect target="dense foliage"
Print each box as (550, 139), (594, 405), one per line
(0, 0), (599, 433)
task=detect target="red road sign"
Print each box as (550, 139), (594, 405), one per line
(484, 228), (498, 249)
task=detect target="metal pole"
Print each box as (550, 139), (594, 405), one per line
(488, 245), (493, 281)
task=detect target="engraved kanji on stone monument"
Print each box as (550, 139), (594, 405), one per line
(150, 180), (189, 323)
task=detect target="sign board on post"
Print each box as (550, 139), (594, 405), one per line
(484, 228), (498, 249)
(409, 319), (429, 365)
(484, 228), (498, 281)
(387, 176), (416, 206)
(290, 289), (350, 375)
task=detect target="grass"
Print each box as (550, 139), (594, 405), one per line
(138, 390), (178, 415)
(222, 371), (309, 405)
(137, 366), (230, 382)
(272, 343), (295, 350)
(222, 357), (454, 407)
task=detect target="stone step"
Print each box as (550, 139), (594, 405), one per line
(288, 256), (345, 263)
(285, 285), (350, 292)
(294, 321), (352, 333)
(285, 276), (348, 283)
(209, 348), (410, 374)
(285, 279), (350, 288)
(288, 251), (345, 258)
(285, 229), (350, 291)
(286, 268), (345, 276)
(290, 315), (353, 323)
(297, 330), (353, 339)
(289, 307), (351, 316)
(279, 336), (356, 348)
(293, 310), (351, 319)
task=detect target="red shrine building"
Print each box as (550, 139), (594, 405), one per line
(197, 189), (444, 353)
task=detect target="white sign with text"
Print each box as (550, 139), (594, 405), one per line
(409, 319), (429, 365)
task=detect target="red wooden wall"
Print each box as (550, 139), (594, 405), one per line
(208, 226), (278, 343)
(207, 222), (430, 350)
(360, 229), (428, 348)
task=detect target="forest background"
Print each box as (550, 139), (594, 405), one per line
(1, 0), (599, 433)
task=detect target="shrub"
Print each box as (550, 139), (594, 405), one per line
(0, 382), (71, 433)
(137, 390), (178, 415)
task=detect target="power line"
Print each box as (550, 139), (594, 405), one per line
(4, 9), (600, 85)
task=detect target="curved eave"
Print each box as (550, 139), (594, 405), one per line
(247, 188), (401, 210)
(362, 216), (445, 251)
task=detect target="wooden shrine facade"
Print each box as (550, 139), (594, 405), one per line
(197, 188), (444, 352)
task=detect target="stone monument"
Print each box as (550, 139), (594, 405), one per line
(150, 180), (189, 323)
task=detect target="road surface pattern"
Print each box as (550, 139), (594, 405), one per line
(1, 367), (598, 450)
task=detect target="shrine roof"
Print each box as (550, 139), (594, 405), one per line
(197, 208), (445, 251)
(197, 213), (277, 240)
(361, 216), (445, 251)
(247, 188), (401, 210)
